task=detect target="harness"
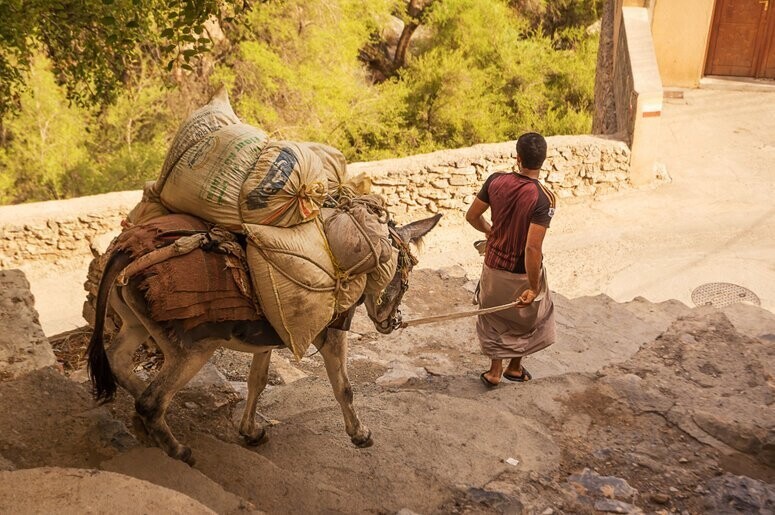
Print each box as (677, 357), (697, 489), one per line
(388, 225), (418, 295)
(366, 224), (418, 333)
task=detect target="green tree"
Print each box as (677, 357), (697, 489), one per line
(509, 0), (603, 36)
(0, 0), (226, 117)
(212, 0), (401, 157)
(0, 54), (93, 202)
(381, 0), (598, 150)
(85, 62), (172, 194)
(0, 0), (601, 204)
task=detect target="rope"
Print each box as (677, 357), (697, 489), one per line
(399, 290), (547, 328)
(115, 225), (250, 290)
(400, 266), (549, 328)
(116, 233), (208, 285)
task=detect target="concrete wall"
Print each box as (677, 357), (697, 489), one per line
(612, 7), (664, 186)
(650, 0), (715, 87)
(0, 136), (630, 266)
(595, 2), (665, 185)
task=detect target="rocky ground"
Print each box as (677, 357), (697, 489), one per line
(1, 265), (773, 514)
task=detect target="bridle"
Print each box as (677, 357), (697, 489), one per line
(370, 224), (418, 334)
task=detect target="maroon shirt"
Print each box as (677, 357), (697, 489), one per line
(477, 172), (556, 273)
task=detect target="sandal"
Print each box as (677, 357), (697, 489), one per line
(479, 372), (499, 388)
(503, 367), (532, 382)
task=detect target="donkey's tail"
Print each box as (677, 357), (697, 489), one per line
(87, 250), (133, 403)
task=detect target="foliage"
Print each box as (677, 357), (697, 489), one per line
(0, 0), (226, 117)
(0, 0), (600, 204)
(0, 55), (92, 202)
(509, 0), (603, 36)
(214, 0), (400, 154)
(217, 0), (597, 159)
(0, 54), (171, 202)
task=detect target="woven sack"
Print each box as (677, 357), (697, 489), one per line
(160, 123), (268, 231)
(244, 219), (366, 359)
(158, 86), (240, 186)
(300, 142), (372, 203)
(126, 181), (170, 225)
(323, 196), (392, 276)
(364, 247), (398, 294)
(240, 142), (327, 227)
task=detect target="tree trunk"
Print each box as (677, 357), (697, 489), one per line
(393, 22), (419, 70)
(393, 0), (435, 70)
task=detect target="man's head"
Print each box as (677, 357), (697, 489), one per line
(516, 132), (547, 171)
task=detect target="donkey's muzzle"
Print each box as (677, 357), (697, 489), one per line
(375, 310), (402, 334)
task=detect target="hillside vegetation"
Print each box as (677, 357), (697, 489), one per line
(0, 0), (600, 204)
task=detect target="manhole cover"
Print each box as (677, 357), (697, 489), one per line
(691, 282), (761, 308)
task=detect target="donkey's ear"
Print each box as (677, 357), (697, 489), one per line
(397, 213), (442, 243)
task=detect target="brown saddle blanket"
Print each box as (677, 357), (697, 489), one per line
(113, 214), (262, 331)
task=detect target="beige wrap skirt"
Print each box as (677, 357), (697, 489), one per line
(476, 264), (556, 359)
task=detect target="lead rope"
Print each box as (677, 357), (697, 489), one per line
(398, 266), (548, 328)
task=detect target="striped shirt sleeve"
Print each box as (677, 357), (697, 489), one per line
(531, 182), (557, 228)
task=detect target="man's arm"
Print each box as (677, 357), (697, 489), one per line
(519, 222), (547, 305)
(466, 198), (492, 237)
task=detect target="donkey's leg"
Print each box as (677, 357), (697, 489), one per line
(239, 349), (272, 446)
(316, 329), (372, 448)
(106, 287), (150, 399)
(134, 343), (216, 465)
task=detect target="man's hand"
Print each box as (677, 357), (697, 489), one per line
(516, 288), (537, 306)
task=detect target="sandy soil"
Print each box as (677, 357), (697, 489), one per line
(3, 269), (773, 514)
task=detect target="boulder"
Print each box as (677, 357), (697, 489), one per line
(702, 474), (775, 514)
(0, 467), (216, 514)
(0, 270), (55, 381)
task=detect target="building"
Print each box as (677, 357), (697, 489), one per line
(650, 0), (775, 87)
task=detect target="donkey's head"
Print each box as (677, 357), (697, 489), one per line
(364, 213), (442, 334)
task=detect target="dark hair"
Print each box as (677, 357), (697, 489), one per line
(516, 132), (547, 170)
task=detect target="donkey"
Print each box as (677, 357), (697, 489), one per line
(87, 214), (441, 464)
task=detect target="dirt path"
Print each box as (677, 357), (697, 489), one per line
(5, 272), (773, 513)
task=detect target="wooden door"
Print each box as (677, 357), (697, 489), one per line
(706, 0), (775, 79)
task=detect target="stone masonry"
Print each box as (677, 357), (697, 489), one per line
(352, 135), (630, 221)
(0, 135), (629, 265)
(0, 191), (141, 268)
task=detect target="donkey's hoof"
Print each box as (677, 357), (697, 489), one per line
(351, 430), (373, 448)
(175, 446), (196, 466)
(242, 427), (268, 447)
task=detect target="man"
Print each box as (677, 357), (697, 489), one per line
(465, 132), (557, 387)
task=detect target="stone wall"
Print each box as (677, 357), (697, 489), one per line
(0, 135), (629, 265)
(614, 18), (637, 145)
(0, 191), (140, 267)
(353, 135), (630, 220)
(592, 0), (619, 135)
